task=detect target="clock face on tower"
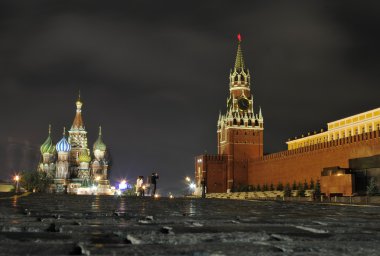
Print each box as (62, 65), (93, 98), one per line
(238, 98), (249, 110)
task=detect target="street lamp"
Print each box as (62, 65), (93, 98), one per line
(185, 176), (195, 196)
(14, 175), (20, 193)
(189, 182), (196, 190)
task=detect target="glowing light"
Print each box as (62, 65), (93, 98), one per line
(154, 194), (159, 198)
(14, 175), (20, 182)
(91, 185), (97, 190)
(169, 195), (174, 199)
(237, 33), (242, 42)
(116, 190), (122, 195)
(119, 180), (127, 190)
(185, 177), (191, 182)
(142, 185), (146, 190)
(95, 176), (101, 181)
(189, 183), (196, 190)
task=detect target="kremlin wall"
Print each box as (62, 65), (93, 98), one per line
(195, 36), (380, 196)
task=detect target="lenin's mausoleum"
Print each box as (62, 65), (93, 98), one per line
(195, 35), (380, 196)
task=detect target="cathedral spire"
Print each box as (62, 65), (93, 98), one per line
(72, 92), (84, 130)
(234, 34), (245, 71)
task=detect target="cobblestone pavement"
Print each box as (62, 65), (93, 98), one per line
(0, 194), (380, 255)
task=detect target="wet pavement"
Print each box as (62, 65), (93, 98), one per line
(0, 193), (380, 255)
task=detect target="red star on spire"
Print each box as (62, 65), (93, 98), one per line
(237, 33), (242, 42)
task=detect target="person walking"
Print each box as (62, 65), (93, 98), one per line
(136, 176), (144, 197)
(151, 172), (159, 197)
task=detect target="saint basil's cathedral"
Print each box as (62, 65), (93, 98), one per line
(38, 94), (112, 195)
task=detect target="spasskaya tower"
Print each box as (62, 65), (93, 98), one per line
(195, 34), (263, 193)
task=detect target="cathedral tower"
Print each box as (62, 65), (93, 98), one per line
(55, 127), (71, 193)
(92, 126), (108, 181)
(68, 92), (89, 177)
(217, 34), (264, 191)
(38, 124), (56, 177)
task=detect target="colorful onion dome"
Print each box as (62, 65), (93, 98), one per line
(78, 150), (91, 163)
(56, 127), (72, 152)
(93, 126), (106, 151)
(40, 125), (55, 154)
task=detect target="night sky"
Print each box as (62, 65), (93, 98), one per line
(1, 1), (380, 194)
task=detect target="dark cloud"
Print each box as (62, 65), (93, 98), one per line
(1, 0), (380, 194)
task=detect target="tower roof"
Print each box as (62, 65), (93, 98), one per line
(78, 149), (91, 163)
(234, 34), (245, 71)
(93, 126), (107, 151)
(71, 91), (84, 130)
(40, 124), (55, 154)
(56, 127), (72, 152)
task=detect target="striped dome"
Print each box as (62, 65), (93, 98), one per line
(78, 150), (91, 163)
(56, 136), (71, 152)
(40, 135), (55, 154)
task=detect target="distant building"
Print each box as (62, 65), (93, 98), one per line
(38, 94), (112, 195)
(195, 36), (380, 196)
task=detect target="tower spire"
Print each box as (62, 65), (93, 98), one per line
(234, 33), (245, 70)
(72, 92), (84, 129)
(48, 124), (51, 135)
(63, 126), (66, 136)
(99, 126), (102, 136)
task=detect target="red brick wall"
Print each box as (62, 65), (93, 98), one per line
(218, 128), (263, 190)
(248, 131), (380, 187)
(195, 155), (228, 193)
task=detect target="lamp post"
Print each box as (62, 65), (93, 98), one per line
(14, 175), (20, 194)
(185, 176), (196, 196)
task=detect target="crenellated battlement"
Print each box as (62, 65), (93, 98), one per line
(202, 154), (228, 161)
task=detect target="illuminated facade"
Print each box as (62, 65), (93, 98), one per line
(195, 35), (380, 196)
(287, 108), (380, 150)
(38, 94), (112, 195)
